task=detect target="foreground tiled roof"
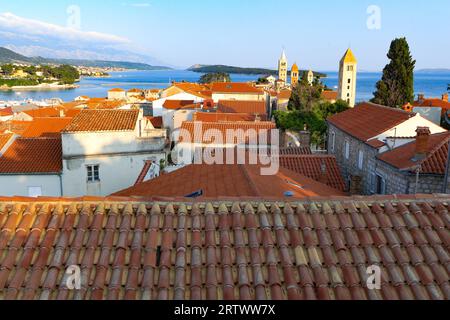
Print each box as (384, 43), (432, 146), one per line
(179, 121), (276, 144)
(377, 132), (450, 174)
(114, 163), (345, 199)
(147, 116), (163, 129)
(218, 100), (267, 115)
(277, 89), (292, 100)
(0, 194), (448, 300)
(280, 155), (346, 192)
(0, 138), (62, 174)
(21, 118), (73, 138)
(211, 82), (263, 94)
(0, 107), (13, 117)
(328, 102), (414, 142)
(63, 110), (139, 133)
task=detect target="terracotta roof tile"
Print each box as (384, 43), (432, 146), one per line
(277, 89), (292, 100)
(0, 107), (13, 117)
(21, 117), (73, 138)
(279, 155), (346, 191)
(147, 116), (163, 129)
(328, 102), (414, 141)
(113, 163), (345, 199)
(193, 112), (266, 122)
(321, 90), (338, 101)
(23, 107), (62, 118)
(217, 100), (267, 115)
(0, 138), (62, 173)
(179, 121), (276, 144)
(162, 100), (195, 110)
(0, 195), (448, 300)
(377, 132), (450, 174)
(279, 147), (312, 155)
(63, 109), (139, 133)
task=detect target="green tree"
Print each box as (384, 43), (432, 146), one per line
(372, 37), (416, 108)
(288, 76), (324, 112)
(1, 64), (14, 75)
(199, 72), (231, 84)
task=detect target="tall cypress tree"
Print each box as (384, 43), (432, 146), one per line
(372, 38), (416, 108)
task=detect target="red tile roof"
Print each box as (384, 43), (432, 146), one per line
(63, 109), (139, 133)
(211, 82), (263, 94)
(328, 102), (414, 141)
(279, 155), (346, 191)
(377, 132), (450, 174)
(114, 163), (345, 199)
(413, 96), (450, 110)
(179, 121), (276, 144)
(218, 100), (267, 115)
(147, 116), (163, 129)
(194, 112), (267, 122)
(0, 194), (449, 300)
(109, 88), (125, 92)
(277, 89), (292, 100)
(321, 90), (338, 101)
(21, 117), (73, 138)
(0, 133), (14, 150)
(0, 121), (32, 136)
(23, 107), (62, 119)
(279, 147), (312, 155)
(162, 100), (195, 110)
(135, 160), (153, 185)
(0, 138), (62, 173)
(0, 107), (13, 117)
(366, 138), (387, 149)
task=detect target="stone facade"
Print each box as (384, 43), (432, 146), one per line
(328, 123), (378, 194)
(375, 160), (446, 195)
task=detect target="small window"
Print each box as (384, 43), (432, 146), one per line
(347, 93), (350, 97)
(344, 141), (350, 159)
(348, 79), (351, 84)
(330, 131), (336, 153)
(28, 186), (42, 198)
(375, 174), (386, 195)
(87, 165), (100, 182)
(358, 150), (364, 170)
(347, 86), (350, 90)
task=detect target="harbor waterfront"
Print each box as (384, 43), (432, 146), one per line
(0, 69), (448, 103)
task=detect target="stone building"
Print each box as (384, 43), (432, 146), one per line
(327, 102), (446, 194)
(278, 50), (288, 83)
(337, 48), (357, 107)
(376, 128), (450, 195)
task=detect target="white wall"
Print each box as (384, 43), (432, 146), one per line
(0, 175), (61, 197)
(62, 152), (165, 196)
(374, 114), (446, 144)
(212, 93), (266, 103)
(162, 109), (196, 141)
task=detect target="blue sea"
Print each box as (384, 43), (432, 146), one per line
(0, 70), (448, 103)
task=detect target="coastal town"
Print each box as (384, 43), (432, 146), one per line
(0, 1), (448, 306)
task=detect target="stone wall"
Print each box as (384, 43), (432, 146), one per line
(327, 123), (378, 194)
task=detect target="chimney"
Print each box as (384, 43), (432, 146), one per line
(319, 162), (328, 185)
(414, 127), (431, 161)
(442, 93), (449, 102)
(418, 94), (425, 102)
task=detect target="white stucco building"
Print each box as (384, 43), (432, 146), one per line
(61, 109), (167, 196)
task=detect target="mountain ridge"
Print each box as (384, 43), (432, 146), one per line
(0, 47), (171, 71)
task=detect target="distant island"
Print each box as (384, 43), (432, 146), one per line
(0, 47), (172, 71)
(416, 68), (450, 74)
(188, 64), (327, 78)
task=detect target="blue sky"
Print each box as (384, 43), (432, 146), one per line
(0, 0), (449, 70)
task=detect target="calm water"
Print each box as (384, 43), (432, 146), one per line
(0, 70), (448, 103)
